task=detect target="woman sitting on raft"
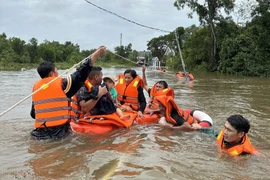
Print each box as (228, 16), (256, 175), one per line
(115, 69), (146, 118)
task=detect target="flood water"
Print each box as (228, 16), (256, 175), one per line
(0, 66), (269, 179)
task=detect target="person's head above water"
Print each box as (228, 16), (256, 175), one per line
(124, 69), (137, 85)
(103, 76), (115, 90)
(223, 115), (250, 143)
(155, 80), (168, 91)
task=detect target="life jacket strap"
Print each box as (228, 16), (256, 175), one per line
(33, 97), (71, 105)
(35, 115), (75, 123)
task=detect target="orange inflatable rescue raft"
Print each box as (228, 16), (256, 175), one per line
(115, 106), (161, 125)
(135, 113), (160, 124)
(70, 112), (137, 134)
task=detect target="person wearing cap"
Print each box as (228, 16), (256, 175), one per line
(103, 76), (130, 120)
(103, 76), (118, 103)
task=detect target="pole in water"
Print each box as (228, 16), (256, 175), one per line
(174, 30), (187, 76)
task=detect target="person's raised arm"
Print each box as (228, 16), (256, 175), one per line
(64, 46), (106, 98)
(90, 46), (106, 65)
(137, 86), (146, 118)
(142, 65), (149, 92)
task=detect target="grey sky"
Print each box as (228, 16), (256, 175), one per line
(0, 0), (199, 51)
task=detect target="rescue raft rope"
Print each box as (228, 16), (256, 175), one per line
(107, 50), (137, 65)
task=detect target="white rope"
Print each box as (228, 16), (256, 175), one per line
(108, 50), (137, 65)
(0, 55), (91, 117)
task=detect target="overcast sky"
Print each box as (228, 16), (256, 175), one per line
(0, 0), (199, 51)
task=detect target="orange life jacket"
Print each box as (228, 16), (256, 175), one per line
(216, 129), (256, 156)
(32, 77), (77, 128)
(155, 95), (197, 125)
(186, 74), (194, 81)
(71, 79), (92, 119)
(148, 82), (174, 110)
(115, 74), (143, 111)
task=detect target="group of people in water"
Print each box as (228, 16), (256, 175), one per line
(30, 45), (256, 156)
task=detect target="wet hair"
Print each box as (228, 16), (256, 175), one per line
(37, 61), (55, 78)
(88, 66), (102, 79)
(124, 69), (137, 79)
(227, 115), (250, 134)
(156, 81), (168, 88)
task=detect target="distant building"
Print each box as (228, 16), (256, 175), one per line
(151, 57), (160, 69)
(136, 50), (151, 66)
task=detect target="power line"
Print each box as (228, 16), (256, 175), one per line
(83, 0), (187, 75)
(83, 0), (171, 33)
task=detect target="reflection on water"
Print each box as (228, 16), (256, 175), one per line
(0, 68), (270, 179)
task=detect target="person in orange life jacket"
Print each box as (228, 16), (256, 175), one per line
(142, 65), (172, 115)
(216, 115), (256, 156)
(115, 69), (146, 118)
(30, 46), (106, 140)
(76, 67), (130, 120)
(154, 95), (201, 132)
(186, 72), (194, 81)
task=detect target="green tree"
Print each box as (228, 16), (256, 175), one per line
(128, 50), (139, 62)
(219, 0), (270, 77)
(182, 27), (211, 71)
(26, 37), (38, 63)
(63, 41), (80, 62)
(10, 37), (26, 56)
(174, 0), (235, 70)
(114, 43), (133, 58)
(38, 41), (55, 62)
(147, 27), (185, 63)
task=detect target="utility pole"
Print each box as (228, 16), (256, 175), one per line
(120, 33), (122, 46)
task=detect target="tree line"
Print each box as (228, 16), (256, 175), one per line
(147, 0), (269, 77)
(0, 33), (139, 68)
